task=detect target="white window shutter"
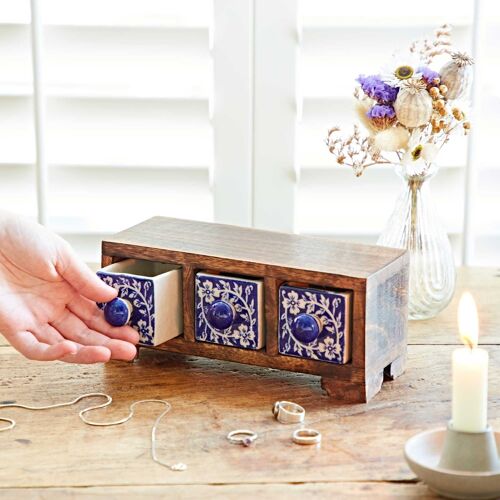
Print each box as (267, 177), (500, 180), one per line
(212, 0), (253, 226)
(253, 0), (298, 232)
(464, 0), (500, 265)
(0, 0), (218, 263)
(0, 0), (498, 266)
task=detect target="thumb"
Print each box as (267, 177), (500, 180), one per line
(55, 238), (117, 303)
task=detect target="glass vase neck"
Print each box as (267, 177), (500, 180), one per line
(394, 162), (438, 184)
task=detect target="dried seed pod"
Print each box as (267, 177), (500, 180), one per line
(452, 107), (464, 120)
(439, 84), (448, 96)
(394, 79), (433, 127)
(429, 87), (440, 99)
(439, 52), (474, 100)
(463, 121), (471, 130)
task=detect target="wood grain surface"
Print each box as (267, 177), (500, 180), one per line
(103, 217), (407, 279)
(0, 483), (436, 499)
(0, 267), (498, 499)
(408, 267), (500, 345)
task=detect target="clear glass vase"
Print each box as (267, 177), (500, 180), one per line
(377, 163), (456, 320)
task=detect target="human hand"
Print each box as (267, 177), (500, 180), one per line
(0, 211), (139, 363)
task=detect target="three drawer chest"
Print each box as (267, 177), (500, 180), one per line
(99, 217), (409, 403)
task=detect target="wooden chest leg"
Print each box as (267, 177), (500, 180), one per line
(321, 371), (383, 403)
(384, 353), (406, 380)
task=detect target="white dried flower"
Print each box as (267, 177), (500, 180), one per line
(401, 132), (437, 174)
(421, 143), (439, 162)
(380, 51), (423, 87)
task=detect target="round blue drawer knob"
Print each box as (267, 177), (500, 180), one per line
(291, 313), (322, 344)
(104, 297), (132, 327)
(206, 300), (235, 330)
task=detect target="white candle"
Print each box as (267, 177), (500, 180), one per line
(451, 292), (488, 433)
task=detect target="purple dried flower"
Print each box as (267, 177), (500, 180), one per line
(366, 104), (397, 130)
(418, 66), (440, 85)
(367, 105), (396, 119)
(357, 75), (399, 104)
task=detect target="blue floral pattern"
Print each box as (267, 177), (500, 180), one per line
(97, 272), (155, 346)
(278, 285), (350, 364)
(195, 274), (261, 350)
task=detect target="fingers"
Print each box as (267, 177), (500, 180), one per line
(55, 238), (117, 303)
(59, 346), (112, 364)
(32, 323), (65, 344)
(9, 325), (129, 364)
(50, 308), (137, 361)
(31, 324), (111, 364)
(8, 330), (78, 361)
(67, 295), (140, 345)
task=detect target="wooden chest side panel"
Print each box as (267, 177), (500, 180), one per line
(365, 254), (409, 377)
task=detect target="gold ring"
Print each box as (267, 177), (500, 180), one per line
(227, 429), (258, 447)
(292, 428), (321, 445)
(272, 401), (305, 424)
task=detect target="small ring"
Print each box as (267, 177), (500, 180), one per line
(272, 401), (305, 424)
(292, 428), (321, 445)
(227, 429), (258, 447)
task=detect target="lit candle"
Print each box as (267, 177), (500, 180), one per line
(451, 292), (489, 433)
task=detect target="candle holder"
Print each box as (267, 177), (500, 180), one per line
(405, 421), (500, 499)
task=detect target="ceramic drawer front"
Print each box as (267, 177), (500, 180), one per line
(195, 273), (265, 350)
(97, 259), (182, 347)
(278, 285), (352, 364)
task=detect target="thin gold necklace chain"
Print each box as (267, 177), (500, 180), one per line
(0, 392), (187, 472)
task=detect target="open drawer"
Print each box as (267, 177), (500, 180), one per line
(97, 259), (182, 346)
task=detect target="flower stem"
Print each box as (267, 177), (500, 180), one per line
(409, 178), (423, 251)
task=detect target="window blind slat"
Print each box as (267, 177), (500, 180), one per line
(48, 168), (212, 234)
(0, 0), (212, 28)
(0, 98), (212, 167)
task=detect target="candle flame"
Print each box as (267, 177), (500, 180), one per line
(458, 292), (479, 349)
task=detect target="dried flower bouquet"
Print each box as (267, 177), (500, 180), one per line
(326, 24), (473, 177)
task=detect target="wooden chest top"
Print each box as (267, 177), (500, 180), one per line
(103, 216), (407, 280)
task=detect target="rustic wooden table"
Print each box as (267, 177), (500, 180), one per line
(0, 267), (498, 499)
